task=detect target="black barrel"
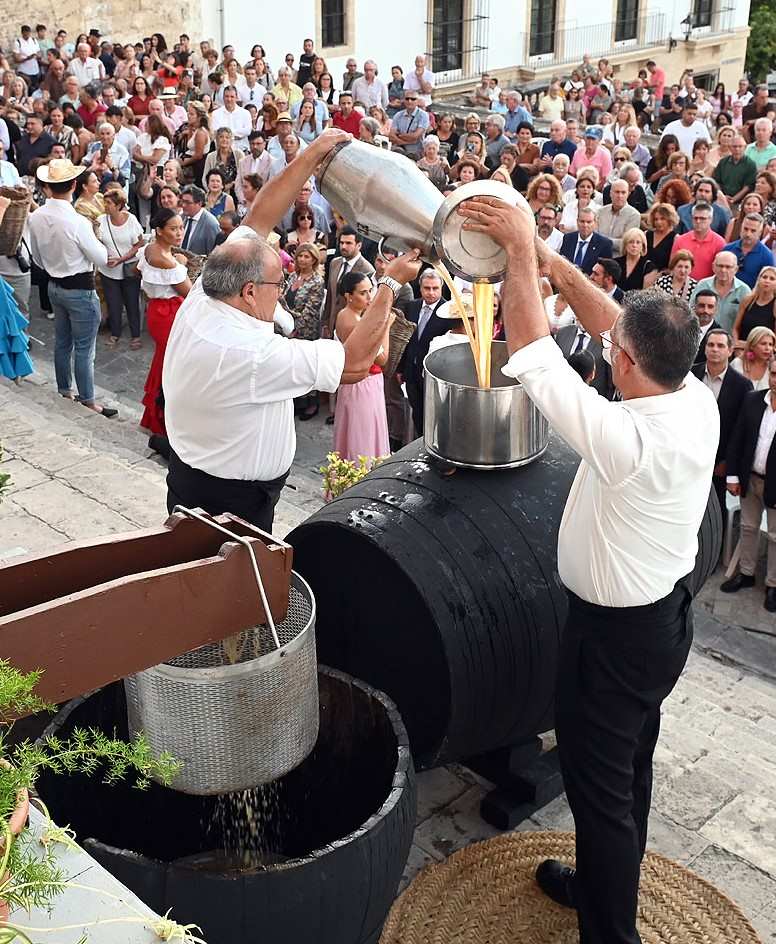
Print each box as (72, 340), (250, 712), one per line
(37, 668), (416, 944)
(289, 438), (722, 771)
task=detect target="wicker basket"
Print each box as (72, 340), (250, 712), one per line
(0, 186), (31, 257)
(384, 308), (416, 378)
(175, 247), (206, 283)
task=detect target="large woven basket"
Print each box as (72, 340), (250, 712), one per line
(381, 831), (762, 944)
(175, 247), (206, 283)
(384, 308), (416, 378)
(0, 186), (31, 257)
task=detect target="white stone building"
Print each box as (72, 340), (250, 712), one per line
(201, 0), (752, 94)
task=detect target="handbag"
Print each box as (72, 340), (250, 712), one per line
(106, 217), (140, 280)
(133, 161), (155, 201)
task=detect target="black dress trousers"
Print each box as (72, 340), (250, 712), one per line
(555, 577), (693, 944)
(166, 450), (289, 533)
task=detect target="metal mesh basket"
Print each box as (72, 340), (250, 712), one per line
(124, 508), (319, 796)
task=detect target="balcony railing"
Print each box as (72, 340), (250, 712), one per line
(521, 11), (668, 70)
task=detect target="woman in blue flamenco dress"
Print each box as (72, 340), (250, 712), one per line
(0, 275), (34, 385)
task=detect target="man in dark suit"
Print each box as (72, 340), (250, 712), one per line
(589, 258), (625, 304)
(555, 321), (614, 399)
(692, 288), (722, 367)
(180, 185), (221, 255)
(397, 269), (448, 436)
(323, 226), (376, 336)
(691, 328), (753, 515)
(721, 357), (776, 611)
(559, 206), (614, 275)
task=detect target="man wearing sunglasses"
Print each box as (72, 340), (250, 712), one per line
(388, 92), (430, 159)
(163, 128), (422, 531)
(461, 195), (719, 944)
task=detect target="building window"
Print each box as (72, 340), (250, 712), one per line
(615, 0), (639, 41)
(529, 0), (556, 57)
(432, 0), (464, 72)
(321, 0), (345, 48)
(693, 0), (713, 28)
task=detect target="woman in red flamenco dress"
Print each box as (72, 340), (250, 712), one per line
(137, 208), (191, 455)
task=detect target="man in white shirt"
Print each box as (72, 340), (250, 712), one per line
(238, 66), (263, 107)
(67, 42), (104, 87)
(163, 127), (421, 531)
(235, 132), (273, 204)
(267, 114), (308, 159)
(661, 100), (711, 155)
(536, 205), (563, 252)
(14, 25), (41, 90)
(351, 60), (388, 109)
(211, 86), (253, 151)
(403, 55), (434, 108)
(723, 360), (776, 611)
(460, 194), (718, 944)
(731, 77), (752, 110)
(28, 159), (116, 417)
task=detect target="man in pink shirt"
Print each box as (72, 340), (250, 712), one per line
(569, 126), (612, 181)
(671, 202), (726, 279)
(646, 60), (665, 103)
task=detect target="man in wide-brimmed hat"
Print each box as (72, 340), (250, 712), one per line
(28, 159), (117, 417)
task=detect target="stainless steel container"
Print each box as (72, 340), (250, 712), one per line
(317, 141), (531, 282)
(125, 572), (319, 795)
(423, 341), (549, 469)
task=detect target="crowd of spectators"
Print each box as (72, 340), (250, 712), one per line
(0, 27), (774, 604)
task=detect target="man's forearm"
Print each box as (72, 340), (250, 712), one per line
(542, 246), (620, 339)
(502, 248), (549, 356)
(730, 186), (751, 205)
(341, 285), (394, 379)
(243, 145), (322, 236)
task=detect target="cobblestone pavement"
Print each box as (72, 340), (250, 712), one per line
(3, 310), (776, 940)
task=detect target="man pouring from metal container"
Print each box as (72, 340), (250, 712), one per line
(459, 195), (719, 944)
(162, 128), (421, 531)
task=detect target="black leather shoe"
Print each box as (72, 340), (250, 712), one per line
(765, 588), (776, 613)
(535, 859), (577, 909)
(720, 573), (756, 593)
(99, 407), (118, 419)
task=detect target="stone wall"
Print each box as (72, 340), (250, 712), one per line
(0, 0), (204, 56)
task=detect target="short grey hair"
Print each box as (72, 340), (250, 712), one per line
(359, 116), (380, 136)
(419, 269), (442, 286)
(487, 113), (506, 131)
(620, 291), (701, 388)
(618, 161), (641, 181)
(201, 236), (271, 299)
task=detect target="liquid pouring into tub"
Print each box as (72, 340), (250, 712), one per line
(316, 139), (530, 390)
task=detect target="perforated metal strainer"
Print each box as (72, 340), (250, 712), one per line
(124, 507), (319, 796)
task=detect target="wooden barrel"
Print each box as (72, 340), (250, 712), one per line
(289, 437), (722, 770)
(37, 668), (416, 944)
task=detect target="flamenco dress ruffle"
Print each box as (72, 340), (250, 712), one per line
(0, 278), (33, 380)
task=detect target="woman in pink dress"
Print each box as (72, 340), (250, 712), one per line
(333, 271), (391, 462)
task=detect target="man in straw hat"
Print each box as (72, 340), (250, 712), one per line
(458, 193), (719, 944)
(162, 127), (422, 531)
(427, 290), (476, 355)
(28, 158), (117, 417)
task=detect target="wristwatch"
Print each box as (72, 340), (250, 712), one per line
(376, 275), (402, 299)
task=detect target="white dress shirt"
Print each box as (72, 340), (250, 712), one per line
(210, 104), (253, 150)
(67, 56), (105, 87)
(752, 393), (776, 476)
(165, 223), (342, 479)
(238, 83), (263, 107)
(28, 199), (108, 277)
(350, 76), (388, 109)
(702, 365), (727, 401)
(503, 336), (719, 606)
(417, 303), (435, 336)
(14, 36), (40, 77)
(164, 276), (345, 481)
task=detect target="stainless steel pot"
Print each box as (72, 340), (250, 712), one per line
(316, 140), (532, 282)
(423, 341), (549, 470)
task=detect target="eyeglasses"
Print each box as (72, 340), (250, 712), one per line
(600, 329), (636, 365)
